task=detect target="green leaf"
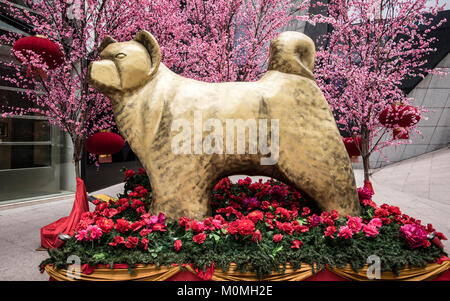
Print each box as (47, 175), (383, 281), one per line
(209, 233), (221, 242)
(92, 253), (106, 260)
(270, 245), (283, 259)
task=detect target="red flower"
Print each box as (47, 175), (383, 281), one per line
(247, 210), (264, 223)
(141, 237), (149, 250)
(131, 221), (144, 232)
(273, 234), (283, 243)
(324, 226), (337, 238)
(131, 199), (144, 208)
(108, 236), (125, 246)
(95, 202), (108, 212)
(125, 236), (139, 249)
(179, 217), (190, 228)
(140, 228), (150, 237)
(252, 230), (262, 243)
(152, 223), (167, 232)
(174, 239), (182, 252)
(190, 220), (205, 233)
(115, 219), (130, 233)
(124, 169), (135, 179)
(138, 168), (146, 175)
(237, 219), (255, 236)
(301, 207), (311, 217)
(338, 226), (353, 239)
(291, 240), (303, 249)
(96, 217), (114, 233)
(193, 232), (206, 244)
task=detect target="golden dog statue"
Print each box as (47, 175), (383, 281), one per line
(88, 30), (360, 220)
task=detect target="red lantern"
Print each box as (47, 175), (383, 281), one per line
(85, 132), (125, 155)
(393, 127), (409, 140)
(379, 103), (421, 128)
(12, 35), (64, 78)
(342, 136), (361, 157)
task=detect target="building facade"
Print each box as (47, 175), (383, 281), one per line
(0, 1), (76, 204)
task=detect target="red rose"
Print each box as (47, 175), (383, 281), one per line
(247, 210), (264, 223)
(115, 219), (130, 233)
(237, 219), (255, 236)
(138, 168), (146, 175)
(252, 230), (262, 243)
(174, 239), (182, 252)
(291, 240), (303, 249)
(193, 232), (206, 244)
(273, 234), (283, 243)
(125, 236), (139, 248)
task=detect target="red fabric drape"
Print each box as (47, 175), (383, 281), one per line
(40, 177), (90, 249)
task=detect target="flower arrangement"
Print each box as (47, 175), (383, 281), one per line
(40, 168), (447, 278)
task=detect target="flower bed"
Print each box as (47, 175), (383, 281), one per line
(40, 168), (448, 280)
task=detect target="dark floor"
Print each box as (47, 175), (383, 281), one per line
(85, 160), (143, 193)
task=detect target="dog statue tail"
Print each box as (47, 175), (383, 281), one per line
(268, 31), (316, 81)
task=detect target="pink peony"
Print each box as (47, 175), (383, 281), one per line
(400, 224), (429, 249)
(368, 218), (383, 229)
(346, 215), (363, 234)
(362, 224), (379, 238)
(338, 226), (353, 239)
(75, 225), (103, 241)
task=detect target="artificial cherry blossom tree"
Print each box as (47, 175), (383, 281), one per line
(0, 0), (157, 178)
(313, 0), (447, 182)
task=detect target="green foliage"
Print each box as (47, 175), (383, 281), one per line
(39, 170), (447, 279)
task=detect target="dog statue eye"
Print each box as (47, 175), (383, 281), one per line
(115, 53), (127, 59)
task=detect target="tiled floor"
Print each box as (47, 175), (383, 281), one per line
(0, 148), (449, 280)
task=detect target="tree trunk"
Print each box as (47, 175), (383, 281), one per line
(72, 136), (85, 180)
(360, 125), (371, 182)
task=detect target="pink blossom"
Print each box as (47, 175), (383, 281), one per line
(346, 216), (363, 234)
(338, 226), (353, 239)
(362, 224), (379, 238)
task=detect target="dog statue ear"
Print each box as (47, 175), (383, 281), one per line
(99, 35), (117, 53)
(134, 30), (161, 78)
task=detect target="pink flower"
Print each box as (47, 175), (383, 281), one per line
(75, 225), (103, 241)
(346, 215), (363, 234)
(400, 224), (429, 249)
(338, 226), (353, 239)
(368, 218), (382, 229)
(362, 224), (379, 238)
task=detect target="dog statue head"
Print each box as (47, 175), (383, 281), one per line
(89, 31), (161, 94)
